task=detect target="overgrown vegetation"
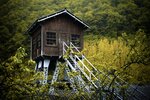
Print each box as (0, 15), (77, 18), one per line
(0, 0), (150, 61)
(84, 30), (150, 85)
(0, 47), (45, 99)
(0, 0), (150, 99)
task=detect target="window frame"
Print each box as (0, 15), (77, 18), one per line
(46, 32), (57, 46)
(71, 34), (81, 47)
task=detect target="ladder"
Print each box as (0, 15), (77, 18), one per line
(43, 66), (49, 84)
(49, 62), (60, 94)
(49, 62), (83, 94)
(65, 66), (78, 93)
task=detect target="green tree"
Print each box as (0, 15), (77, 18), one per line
(0, 47), (48, 99)
(83, 30), (150, 84)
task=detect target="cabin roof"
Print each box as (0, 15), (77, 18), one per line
(27, 9), (89, 34)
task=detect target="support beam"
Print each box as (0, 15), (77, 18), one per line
(43, 59), (50, 84)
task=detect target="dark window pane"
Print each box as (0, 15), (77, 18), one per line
(46, 32), (56, 46)
(71, 34), (80, 47)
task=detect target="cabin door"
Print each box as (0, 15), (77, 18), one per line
(59, 33), (69, 55)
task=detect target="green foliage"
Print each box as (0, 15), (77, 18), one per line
(0, 47), (49, 99)
(0, 0), (150, 61)
(68, 71), (80, 77)
(63, 48), (72, 58)
(0, 0), (150, 98)
(51, 82), (69, 90)
(84, 30), (150, 84)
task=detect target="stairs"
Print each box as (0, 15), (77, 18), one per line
(43, 66), (49, 84)
(38, 41), (149, 100)
(49, 63), (60, 94)
(63, 42), (99, 89)
(66, 57), (91, 93)
(62, 42), (150, 100)
(65, 66), (78, 93)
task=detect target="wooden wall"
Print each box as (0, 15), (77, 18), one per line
(31, 27), (41, 59)
(41, 14), (84, 56)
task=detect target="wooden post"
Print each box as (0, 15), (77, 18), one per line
(43, 59), (50, 84)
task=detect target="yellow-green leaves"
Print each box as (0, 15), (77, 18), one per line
(1, 47), (41, 99)
(84, 32), (150, 84)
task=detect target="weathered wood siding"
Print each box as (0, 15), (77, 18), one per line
(41, 14), (84, 56)
(31, 27), (41, 59)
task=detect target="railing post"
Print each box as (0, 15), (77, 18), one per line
(43, 59), (50, 84)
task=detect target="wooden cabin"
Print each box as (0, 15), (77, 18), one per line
(27, 9), (89, 70)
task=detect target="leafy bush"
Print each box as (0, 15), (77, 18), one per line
(83, 30), (150, 84)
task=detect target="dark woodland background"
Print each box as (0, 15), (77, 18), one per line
(0, 0), (150, 99)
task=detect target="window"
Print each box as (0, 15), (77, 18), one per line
(71, 34), (80, 47)
(46, 32), (56, 46)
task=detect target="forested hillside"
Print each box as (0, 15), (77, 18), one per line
(84, 31), (150, 84)
(0, 0), (150, 99)
(0, 0), (150, 61)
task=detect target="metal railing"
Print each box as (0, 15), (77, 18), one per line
(62, 41), (149, 100)
(63, 42), (98, 88)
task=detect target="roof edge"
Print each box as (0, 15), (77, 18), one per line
(26, 9), (89, 34)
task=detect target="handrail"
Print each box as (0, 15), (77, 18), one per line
(70, 42), (98, 71)
(63, 42), (69, 48)
(75, 55), (98, 81)
(63, 41), (98, 88)
(68, 54), (98, 88)
(65, 58), (76, 71)
(74, 60), (98, 88)
(63, 41), (149, 100)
